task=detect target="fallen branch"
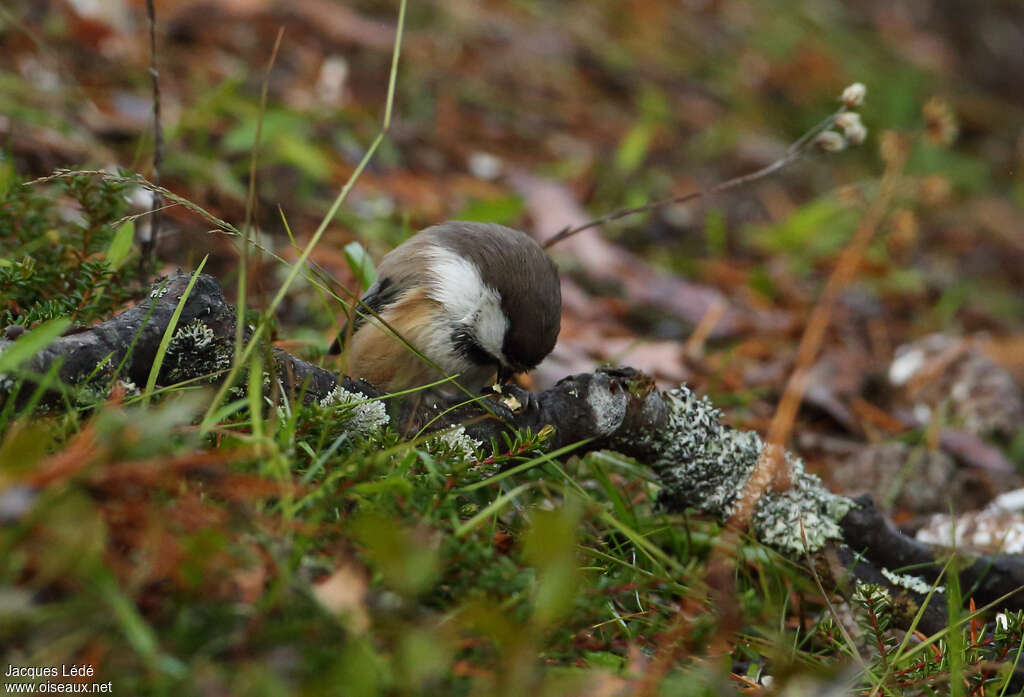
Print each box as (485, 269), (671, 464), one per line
(0, 273), (372, 410)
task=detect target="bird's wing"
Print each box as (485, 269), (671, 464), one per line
(329, 230), (437, 355)
(328, 277), (399, 354)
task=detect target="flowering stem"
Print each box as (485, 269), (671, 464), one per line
(541, 89), (862, 249)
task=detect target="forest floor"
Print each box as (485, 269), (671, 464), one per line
(1, 1), (1024, 695)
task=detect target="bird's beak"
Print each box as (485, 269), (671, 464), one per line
(497, 362), (529, 383)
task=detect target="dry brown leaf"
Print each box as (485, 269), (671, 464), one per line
(312, 562), (371, 633)
(509, 170), (788, 339)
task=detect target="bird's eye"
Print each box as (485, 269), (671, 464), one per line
(451, 326), (498, 367)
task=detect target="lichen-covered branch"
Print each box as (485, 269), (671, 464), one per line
(1, 274), (235, 405)
(0, 273), (375, 408)
(2, 272), (1021, 634)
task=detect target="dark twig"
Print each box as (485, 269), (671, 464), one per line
(141, 0), (164, 271)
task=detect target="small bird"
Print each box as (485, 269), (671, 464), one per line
(329, 221), (561, 397)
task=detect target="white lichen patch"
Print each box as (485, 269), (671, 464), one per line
(652, 385), (852, 555)
(429, 426), (483, 464)
(651, 386), (744, 515)
(149, 286), (170, 299)
(73, 376), (142, 406)
(116, 379), (140, 397)
(164, 320), (232, 383)
(170, 320), (215, 352)
(888, 346), (926, 386)
(752, 449), (853, 555)
(587, 382), (628, 436)
(888, 333), (1023, 438)
(319, 386), (389, 437)
(993, 488), (1024, 512)
(880, 567), (942, 595)
(71, 382), (109, 406)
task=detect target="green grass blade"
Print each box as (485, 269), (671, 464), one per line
(455, 483), (533, 537)
(106, 219), (134, 268)
(453, 439), (591, 493)
(0, 317), (71, 373)
(142, 255), (208, 406)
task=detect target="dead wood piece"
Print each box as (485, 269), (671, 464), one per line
(841, 495), (1024, 614)
(0, 273), (372, 408)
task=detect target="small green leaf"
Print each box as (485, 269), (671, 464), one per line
(223, 110), (301, 152)
(0, 317), (72, 373)
(0, 156), (15, 198)
(275, 134), (332, 182)
(705, 208), (727, 258)
(350, 512), (440, 596)
(106, 219), (134, 268)
(585, 651), (626, 670)
(615, 121), (654, 174)
(455, 195), (524, 224)
(344, 241), (378, 291)
(0, 420), (53, 473)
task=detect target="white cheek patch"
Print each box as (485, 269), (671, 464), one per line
(425, 245), (509, 364)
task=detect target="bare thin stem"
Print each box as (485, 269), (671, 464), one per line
(237, 27), (285, 362)
(541, 107), (845, 249)
(141, 0), (164, 271)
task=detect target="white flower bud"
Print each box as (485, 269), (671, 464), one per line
(845, 123), (867, 145)
(840, 82), (866, 108)
(834, 112), (860, 130)
(814, 130), (847, 153)
(834, 112), (867, 145)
